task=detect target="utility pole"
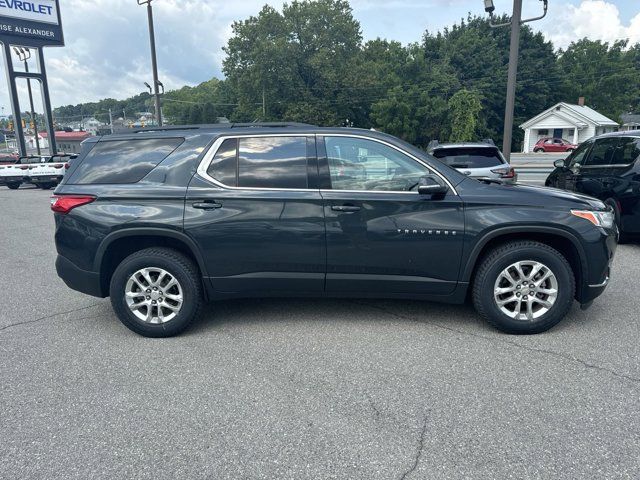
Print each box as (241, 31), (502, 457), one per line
(138, 0), (163, 127)
(13, 47), (41, 155)
(109, 108), (114, 134)
(484, 0), (548, 162)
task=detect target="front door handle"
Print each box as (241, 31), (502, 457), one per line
(192, 201), (222, 210)
(331, 205), (361, 213)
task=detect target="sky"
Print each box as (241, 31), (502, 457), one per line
(1, 0), (639, 114)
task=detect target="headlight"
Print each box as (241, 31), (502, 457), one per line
(571, 209), (615, 229)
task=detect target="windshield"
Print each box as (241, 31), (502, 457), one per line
(432, 147), (505, 169)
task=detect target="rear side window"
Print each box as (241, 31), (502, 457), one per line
(611, 138), (640, 166)
(432, 148), (505, 169)
(67, 138), (183, 184)
(237, 137), (308, 189)
(583, 138), (618, 166)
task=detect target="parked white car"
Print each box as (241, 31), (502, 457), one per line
(0, 156), (42, 189)
(28, 154), (76, 190)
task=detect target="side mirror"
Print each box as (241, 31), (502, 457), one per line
(418, 175), (448, 196)
(553, 159), (566, 168)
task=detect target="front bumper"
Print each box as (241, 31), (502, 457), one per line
(578, 228), (617, 305)
(56, 254), (105, 298)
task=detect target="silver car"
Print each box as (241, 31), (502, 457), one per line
(427, 141), (517, 183)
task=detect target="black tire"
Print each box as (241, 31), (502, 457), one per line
(472, 241), (575, 334)
(109, 247), (203, 337)
(6, 182), (20, 190)
(534, 148), (545, 153)
(39, 183), (53, 190)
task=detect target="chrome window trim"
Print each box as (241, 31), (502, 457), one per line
(196, 132), (458, 195)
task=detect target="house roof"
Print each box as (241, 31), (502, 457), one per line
(39, 131), (92, 141)
(520, 102), (619, 129)
(621, 113), (640, 125)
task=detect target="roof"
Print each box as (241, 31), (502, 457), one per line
(520, 102), (619, 129)
(430, 142), (498, 150)
(40, 131), (92, 141)
(621, 114), (640, 125)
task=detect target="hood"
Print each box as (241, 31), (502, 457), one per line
(459, 178), (607, 211)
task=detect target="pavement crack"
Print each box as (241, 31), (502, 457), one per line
(353, 301), (640, 386)
(365, 392), (382, 420)
(0, 303), (104, 333)
(399, 411), (429, 480)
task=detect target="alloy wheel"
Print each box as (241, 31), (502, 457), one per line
(493, 261), (558, 321)
(124, 267), (184, 324)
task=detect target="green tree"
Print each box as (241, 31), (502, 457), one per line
(188, 105), (203, 124)
(448, 89), (482, 142)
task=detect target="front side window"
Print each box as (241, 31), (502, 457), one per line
(207, 138), (238, 186)
(567, 140), (593, 167)
(324, 136), (429, 191)
(238, 136), (308, 189)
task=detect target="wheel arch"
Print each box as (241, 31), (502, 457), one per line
(95, 228), (208, 298)
(462, 226), (588, 300)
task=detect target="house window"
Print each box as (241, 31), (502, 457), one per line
(538, 129), (549, 136)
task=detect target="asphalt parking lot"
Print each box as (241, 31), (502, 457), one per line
(1, 186), (639, 479)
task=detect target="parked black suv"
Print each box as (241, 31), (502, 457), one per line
(546, 131), (640, 238)
(52, 124), (617, 337)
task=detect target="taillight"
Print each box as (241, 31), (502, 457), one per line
(19, 165), (28, 170)
(50, 195), (96, 214)
(491, 166), (516, 178)
(53, 164), (64, 169)
(64, 163), (70, 170)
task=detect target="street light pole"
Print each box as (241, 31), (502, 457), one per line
(484, 0), (548, 162)
(138, 0), (162, 127)
(14, 47), (41, 156)
(502, 0), (522, 163)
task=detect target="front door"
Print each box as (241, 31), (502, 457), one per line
(553, 128), (564, 141)
(553, 139), (594, 190)
(184, 134), (326, 295)
(318, 135), (464, 296)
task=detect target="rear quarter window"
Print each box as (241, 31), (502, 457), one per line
(66, 138), (184, 184)
(432, 147), (505, 169)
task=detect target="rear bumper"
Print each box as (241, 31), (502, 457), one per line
(56, 254), (105, 298)
(1, 175), (26, 183)
(31, 175), (63, 184)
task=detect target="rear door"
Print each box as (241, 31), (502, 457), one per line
(184, 134), (326, 295)
(319, 134), (464, 296)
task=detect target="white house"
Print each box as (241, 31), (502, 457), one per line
(620, 114), (640, 131)
(520, 102), (618, 153)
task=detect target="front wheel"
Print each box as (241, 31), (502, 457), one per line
(472, 241), (575, 334)
(534, 148), (545, 153)
(110, 247), (203, 337)
(6, 182), (20, 190)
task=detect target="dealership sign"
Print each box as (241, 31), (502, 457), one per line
(0, 0), (63, 46)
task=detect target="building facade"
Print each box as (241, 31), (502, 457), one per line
(519, 102), (618, 153)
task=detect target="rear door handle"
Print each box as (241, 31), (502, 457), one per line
(331, 205), (361, 212)
(192, 201), (222, 210)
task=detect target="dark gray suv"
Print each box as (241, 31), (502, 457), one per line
(52, 124), (617, 337)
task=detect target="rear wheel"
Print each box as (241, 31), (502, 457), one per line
(534, 148), (545, 153)
(109, 247), (203, 337)
(6, 182), (20, 190)
(472, 241), (575, 334)
(39, 183), (54, 190)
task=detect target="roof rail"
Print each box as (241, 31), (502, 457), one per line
(128, 122), (315, 134)
(481, 138), (496, 146)
(426, 139), (440, 151)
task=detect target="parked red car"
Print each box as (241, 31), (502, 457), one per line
(533, 137), (578, 153)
